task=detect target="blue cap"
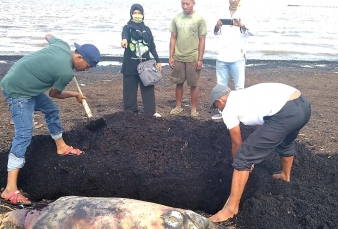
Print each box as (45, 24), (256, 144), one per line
(210, 84), (231, 109)
(74, 43), (100, 67)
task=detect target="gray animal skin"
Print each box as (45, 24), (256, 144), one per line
(1, 196), (228, 229)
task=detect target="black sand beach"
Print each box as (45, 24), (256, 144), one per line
(0, 57), (337, 228)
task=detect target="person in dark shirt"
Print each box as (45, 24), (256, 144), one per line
(120, 3), (162, 117)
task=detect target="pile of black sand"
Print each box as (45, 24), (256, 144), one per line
(0, 112), (337, 229)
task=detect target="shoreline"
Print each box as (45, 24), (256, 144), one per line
(1, 55), (338, 66)
(1, 55), (337, 78)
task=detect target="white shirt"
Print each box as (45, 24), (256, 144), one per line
(215, 7), (253, 63)
(222, 83), (300, 130)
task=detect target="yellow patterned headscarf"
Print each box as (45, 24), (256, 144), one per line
(229, 0), (241, 10)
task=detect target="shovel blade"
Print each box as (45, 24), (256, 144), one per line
(85, 118), (106, 131)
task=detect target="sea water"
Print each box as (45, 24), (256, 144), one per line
(0, 0), (337, 61)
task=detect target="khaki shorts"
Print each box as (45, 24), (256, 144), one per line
(170, 60), (201, 87)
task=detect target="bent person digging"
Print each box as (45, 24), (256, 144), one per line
(0, 34), (100, 206)
(208, 83), (311, 222)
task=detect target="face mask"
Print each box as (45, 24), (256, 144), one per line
(132, 14), (143, 23)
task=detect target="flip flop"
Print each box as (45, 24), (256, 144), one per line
(191, 111), (199, 117)
(34, 123), (43, 129)
(60, 146), (84, 156)
(0, 190), (32, 206)
(169, 108), (183, 115)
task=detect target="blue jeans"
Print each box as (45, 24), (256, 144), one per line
(2, 91), (63, 159)
(216, 56), (246, 90)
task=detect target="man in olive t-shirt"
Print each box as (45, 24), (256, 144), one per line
(169, 0), (207, 117)
(0, 34), (100, 206)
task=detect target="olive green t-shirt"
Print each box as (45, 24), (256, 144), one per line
(0, 36), (74, 98)
(169, 12), (207, 62)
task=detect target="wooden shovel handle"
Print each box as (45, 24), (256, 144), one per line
(73, 76), (93, 118)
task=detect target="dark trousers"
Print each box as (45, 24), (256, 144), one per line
(233, 95), (311, 171)
(123, 74), (156, 115)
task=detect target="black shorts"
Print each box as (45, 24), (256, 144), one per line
(233, 95), (311, 171)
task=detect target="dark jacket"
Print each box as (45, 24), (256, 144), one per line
(120, 23), (160, 76)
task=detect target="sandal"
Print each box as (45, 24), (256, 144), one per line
(191, 111), (199, 117)
(1, 190), (32, 206)
(59, 146), (83, 156)
(170, 108), (183, 115)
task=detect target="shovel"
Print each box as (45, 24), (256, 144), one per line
(73, 76), (106, 131)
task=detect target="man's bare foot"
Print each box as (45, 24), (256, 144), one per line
(57, 145), (82, 156)
(1, 189), (31, 205)
(208, 207), (238, 223)
(272, 172), (290, 182)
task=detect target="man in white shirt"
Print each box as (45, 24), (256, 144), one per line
(208, 83), (311, 222)
(212, 0), (253, 120)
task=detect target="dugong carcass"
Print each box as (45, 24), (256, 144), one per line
(1, 196), (227, 229)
